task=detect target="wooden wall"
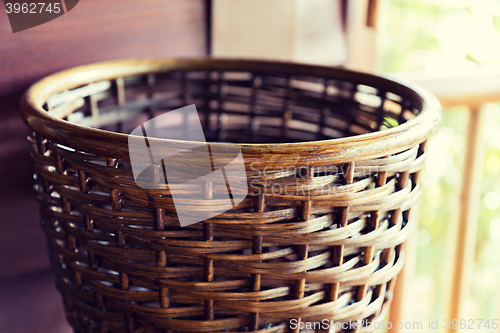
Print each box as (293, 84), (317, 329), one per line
(0, 1), (207, 332)
(0, 0), (207, 95)
(212, 0), (347, 66)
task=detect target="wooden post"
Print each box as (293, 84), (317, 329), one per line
(448, 105), (486, 333)
(344, 0), (379, 72)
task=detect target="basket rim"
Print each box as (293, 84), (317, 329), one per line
(20, 58), (442, 163)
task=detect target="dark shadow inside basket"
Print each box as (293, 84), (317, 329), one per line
(44, 70), (420, 144)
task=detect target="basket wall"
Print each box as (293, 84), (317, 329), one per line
(21, 59), (441, 333)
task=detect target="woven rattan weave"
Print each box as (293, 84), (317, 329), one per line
(21, 59), (441, 333)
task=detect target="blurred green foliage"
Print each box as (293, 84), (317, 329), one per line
(380, 0), (500, 72)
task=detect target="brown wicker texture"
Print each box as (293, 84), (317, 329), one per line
(20, 59), (441, 333)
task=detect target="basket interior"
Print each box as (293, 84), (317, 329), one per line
(43, 69), (420, 144)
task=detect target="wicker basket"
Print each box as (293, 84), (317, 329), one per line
(21, 59), (441, 333)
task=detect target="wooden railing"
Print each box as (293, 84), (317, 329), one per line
(390, 67), (500, 333)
